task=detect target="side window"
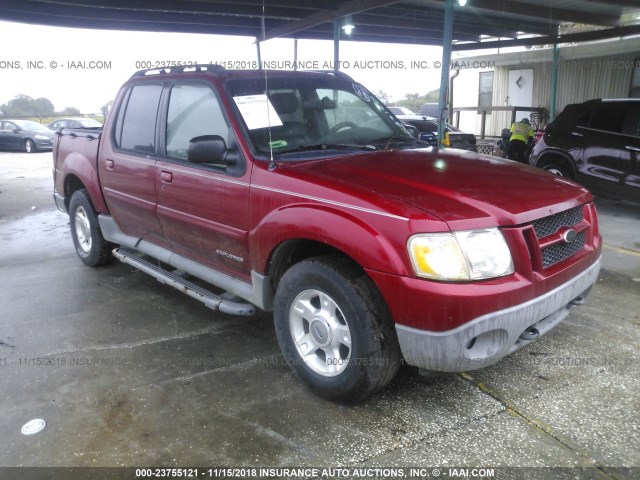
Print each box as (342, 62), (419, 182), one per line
(117, 84), (162, 153)
(478, 71), (494, 114)
(630, 59), (640, 98)
(576, 110), (592, 128)
(622, 108), (640, 137)
(588, 105), (627, 134)
(166, 84), (228, 160)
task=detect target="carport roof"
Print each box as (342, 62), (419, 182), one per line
(1, 0), (639, 48)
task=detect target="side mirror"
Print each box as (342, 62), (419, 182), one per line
(187, 135), (233, 165)
(404, 124), (420, 139)
(14, 128), (21, 133)
(420, 133), (438, 146)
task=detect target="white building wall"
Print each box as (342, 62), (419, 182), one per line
(451, 38), (639, 138)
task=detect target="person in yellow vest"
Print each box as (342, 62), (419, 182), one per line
(508, 118), (534, 163)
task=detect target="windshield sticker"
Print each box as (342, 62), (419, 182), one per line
(352, 83), (371, 102)
(233, 94), (283, 130)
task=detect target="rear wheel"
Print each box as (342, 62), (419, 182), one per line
(24, 139), (36, 153)
(274, 255), (401, 403)
(69, 189), (114, 266)
(539, 157), (573, 179)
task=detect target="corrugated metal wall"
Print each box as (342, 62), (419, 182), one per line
(474, 53), (636, 137)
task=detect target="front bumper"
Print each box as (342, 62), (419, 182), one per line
(395, 256), (601, 372)
(35, 139), (54, 151)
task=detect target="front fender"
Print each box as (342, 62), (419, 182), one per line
(250, 203), (414, 276)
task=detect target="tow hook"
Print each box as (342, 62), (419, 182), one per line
(569, 295), (586, 307)
(519, 326), (540, 341)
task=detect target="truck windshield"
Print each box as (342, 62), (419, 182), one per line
(226, 75), (417, 158)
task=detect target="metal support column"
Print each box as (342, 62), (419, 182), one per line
(256, 41), (263, 70)
(333, 18), (340, 72)
(550, 43), (559, 121)
(437, 0), (454, 148)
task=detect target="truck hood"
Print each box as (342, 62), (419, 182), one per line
(285, 148), (592, 229)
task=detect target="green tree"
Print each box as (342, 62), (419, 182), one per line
(60, 107), (81, 116)
(100, 101), (112, 119)
(374, 90), (390, 104)
(0, 94), (55, 117)
(395, 89), (440, 113)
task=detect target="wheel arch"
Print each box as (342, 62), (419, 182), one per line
(59, 152), (109, 214)
(535, 149), (577, 179)
(63, 174), (87, 211)
(267, 238), (359, 291)
(252, 205), (412, 290)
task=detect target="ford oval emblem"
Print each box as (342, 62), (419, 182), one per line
(563, 229), (578, 244)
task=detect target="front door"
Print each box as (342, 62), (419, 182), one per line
(0, 121), (20, 150)
(155, 82), (252, 281)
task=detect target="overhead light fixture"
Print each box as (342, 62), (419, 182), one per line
(458, 0), (468, 6)
(342, 15), (355, 35)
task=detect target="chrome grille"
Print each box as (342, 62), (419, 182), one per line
(532, 206), (583, 239)
(541, 232), (586, 268)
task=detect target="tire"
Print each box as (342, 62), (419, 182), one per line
(24, 139), (36, 153)
(274, 255), (402, 403)
(69, 189), (114, 267)
(539, 158), (572, 179)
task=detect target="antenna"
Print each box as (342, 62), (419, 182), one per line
(262, 0), (276, 171)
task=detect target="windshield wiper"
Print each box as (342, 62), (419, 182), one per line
(373, 136), (430, 150)
(274, 143), (377, 155)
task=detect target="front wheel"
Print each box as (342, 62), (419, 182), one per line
(24, 139), (36, 153)
(274, 255), (401, 403)
(69, 189), (114, 266)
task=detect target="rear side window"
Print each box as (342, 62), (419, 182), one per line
(622, 108), (640, 137)
(584, 104), (628, 134)
(116, 84), (162, 153)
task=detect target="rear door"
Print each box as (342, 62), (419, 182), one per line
(619, 106), (640, 200)
(574, 102), (627, 197)
(155, 81), (252, 281)
(99, 82), (169, 248)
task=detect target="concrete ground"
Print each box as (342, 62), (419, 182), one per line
(0, 152), (639, 478)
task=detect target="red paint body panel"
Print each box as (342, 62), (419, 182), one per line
(155, 160), (253, 281)
(53, 69), (602, 335)
(53, 134), (108, 213)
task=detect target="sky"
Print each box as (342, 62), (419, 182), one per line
(0, 20), (455, 114)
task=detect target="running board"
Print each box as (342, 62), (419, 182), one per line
(113, 248), (256, 316)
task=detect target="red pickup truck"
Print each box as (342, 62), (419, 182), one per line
(53, 65), (601, 403)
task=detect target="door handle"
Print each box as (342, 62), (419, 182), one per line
(105, 159), (114, 170)
(625, 145), (640, 152)
(161, 171), (173, 183)
(571, 131), (583, 137)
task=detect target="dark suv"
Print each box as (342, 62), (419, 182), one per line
(530, 99), (640, 203)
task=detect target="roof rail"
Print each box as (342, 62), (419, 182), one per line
(308, 69), (356, 82)
(129, 63), (226, 80)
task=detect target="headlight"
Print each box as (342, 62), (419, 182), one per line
(34, 135), (51, 140)
(408, 228), (514, 281)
